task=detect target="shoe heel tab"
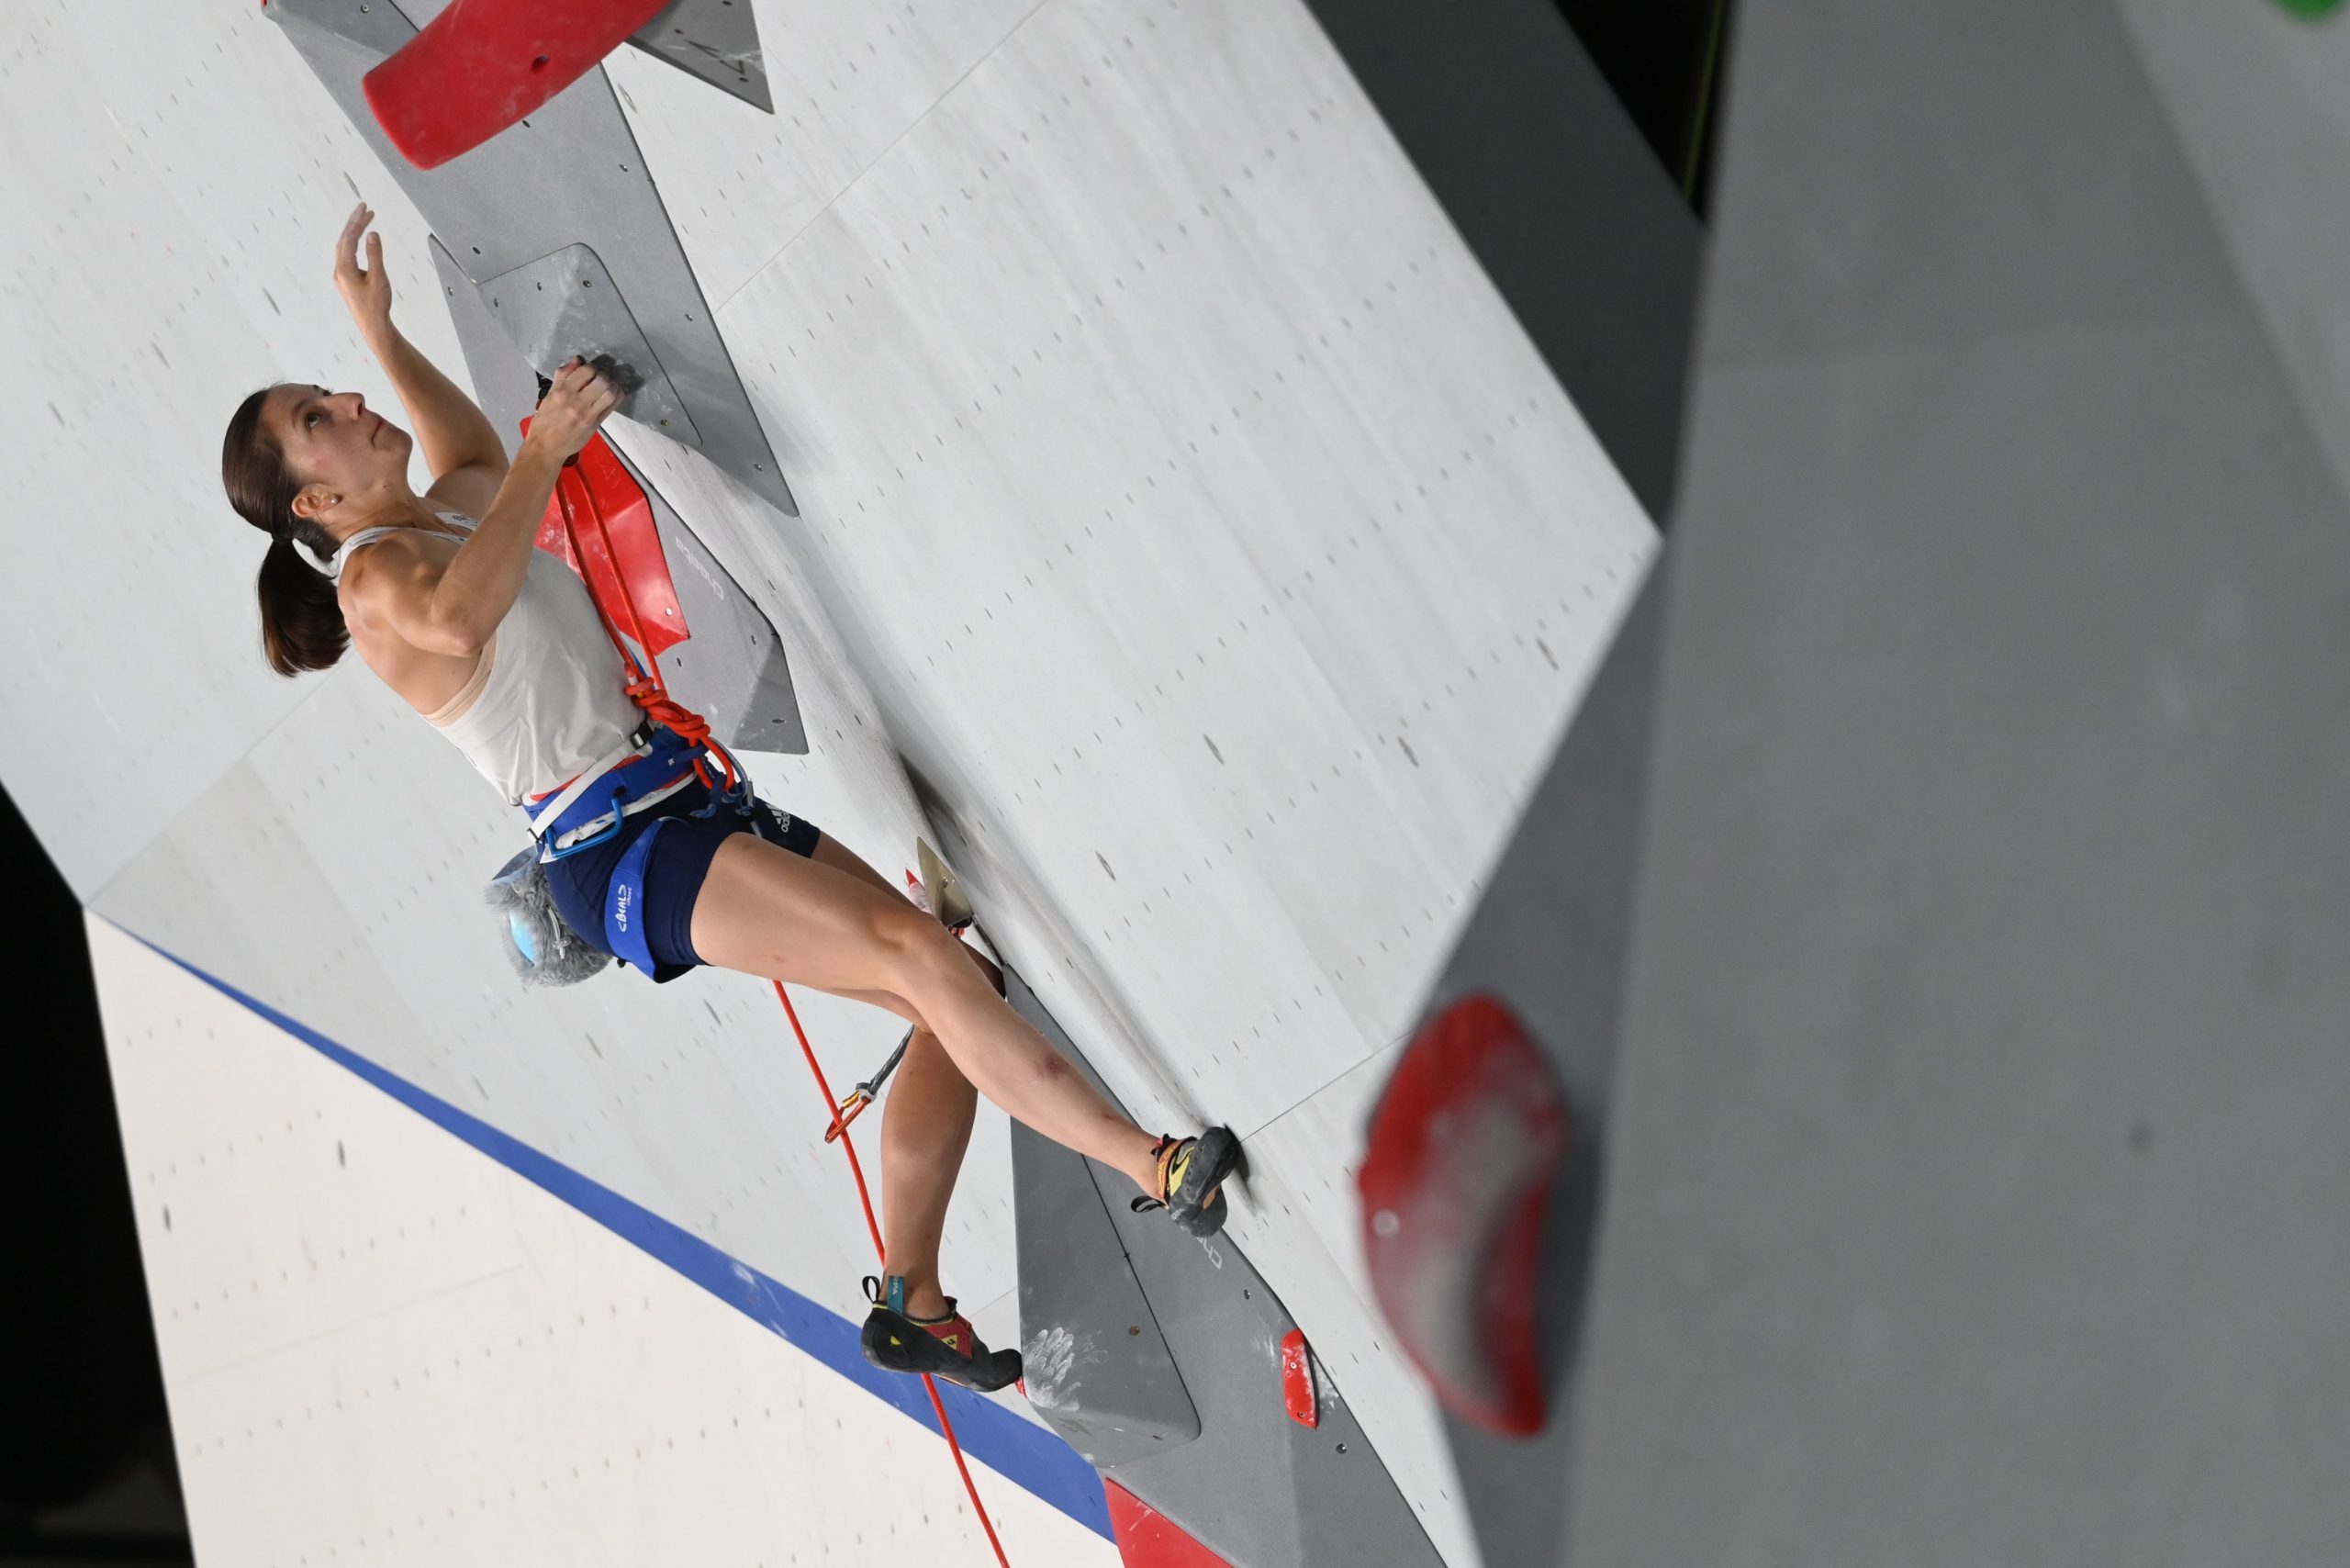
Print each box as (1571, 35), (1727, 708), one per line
(862, 1273), (912, 1316)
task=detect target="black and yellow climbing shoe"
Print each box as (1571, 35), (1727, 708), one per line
(859, 1274), (1023, 1393)
(1130, 1126), (1242, 1238)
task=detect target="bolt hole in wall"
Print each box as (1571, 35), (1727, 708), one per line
(0, 781), (192, 1562)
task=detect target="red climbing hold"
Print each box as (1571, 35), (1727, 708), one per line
(364, 0), (672, 170)
(517, 426), (688, 665)
(1356, 992), (1569, 1437)
(1280, 1328), (1318, 1428)
(1103, 1481), (1233, 1568)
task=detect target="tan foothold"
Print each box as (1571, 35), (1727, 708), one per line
(915, 837), (976, 933)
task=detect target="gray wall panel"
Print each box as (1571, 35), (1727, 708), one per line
(1564, 2), (2350, 1563)
(2114, 0), (2350, 505)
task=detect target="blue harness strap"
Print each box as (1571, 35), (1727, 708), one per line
(526, 722), (764, 971)
(602, 817), (668, 972)
(595, 776), (785, 974)
(535, 723), (759, 862)
(536, 726), (701, 858)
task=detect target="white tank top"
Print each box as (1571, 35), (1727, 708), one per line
(329, 510), (646, 806)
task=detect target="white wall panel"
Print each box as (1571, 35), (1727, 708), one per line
(91, 914), (1111, 1568)
(605, 0), (1043, 312)
(0, 4), (503, 895)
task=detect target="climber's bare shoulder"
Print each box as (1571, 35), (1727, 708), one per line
(337, 532), (480, 714)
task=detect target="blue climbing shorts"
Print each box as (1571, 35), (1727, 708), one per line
(540, 776), (822, 983)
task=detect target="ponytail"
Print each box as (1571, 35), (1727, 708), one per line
(254, 532), (350, 677)
(222, 385), (350, 677)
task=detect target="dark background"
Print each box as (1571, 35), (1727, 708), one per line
(0, 4), (1725, 1560)
(0, 780), (191, 1567)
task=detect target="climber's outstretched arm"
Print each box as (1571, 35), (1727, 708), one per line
(335, 200), (506, 480)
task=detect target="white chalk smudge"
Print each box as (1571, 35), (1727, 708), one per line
(1023, 1325), (1090, 1411)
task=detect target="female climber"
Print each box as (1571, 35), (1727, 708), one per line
(217, 201), (1238, 1392)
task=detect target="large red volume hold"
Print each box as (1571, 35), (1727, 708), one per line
(364, 0), (671, 171)
(1355, 992), (1570, 1436)
(1102, 1482), (1233, 1568)
(519, 425), (688, 663)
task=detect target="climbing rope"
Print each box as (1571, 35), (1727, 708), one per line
(551, 446), (1016, 1568)
(777, 983), (1014, 1568)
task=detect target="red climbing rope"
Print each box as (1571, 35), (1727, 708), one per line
(549, 442), (1015, 1568)
(775, 983), (1014, 1568)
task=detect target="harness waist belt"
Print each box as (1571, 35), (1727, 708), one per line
(528, 724), (705, 858)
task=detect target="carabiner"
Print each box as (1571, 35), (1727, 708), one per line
(822, 1025), (915, 1144)
(543, 783), (632, 860)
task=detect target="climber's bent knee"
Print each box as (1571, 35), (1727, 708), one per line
(871, 900), (979, 1001)
(803, 833), (1004, 1000)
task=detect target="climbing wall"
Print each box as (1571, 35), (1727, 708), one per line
(592, 9), (1657, 1546)
(0, 1), (1659, 1563)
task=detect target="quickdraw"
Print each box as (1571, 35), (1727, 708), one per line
(824, 858), (985, 1140)
(825, 1025), (912, 1144)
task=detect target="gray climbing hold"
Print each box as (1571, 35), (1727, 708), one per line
(267, 0), (799, 517)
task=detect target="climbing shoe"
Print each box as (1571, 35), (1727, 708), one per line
(1130, 1126), (1242, 1238)
(859, 1274), (1023, 1393)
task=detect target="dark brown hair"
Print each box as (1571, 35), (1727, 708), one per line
(222, 384), (349, 677)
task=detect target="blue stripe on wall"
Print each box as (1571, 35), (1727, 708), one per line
(126, 929), (1113, 1541)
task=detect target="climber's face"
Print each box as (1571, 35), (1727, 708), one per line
(269, 383), (413, 529)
